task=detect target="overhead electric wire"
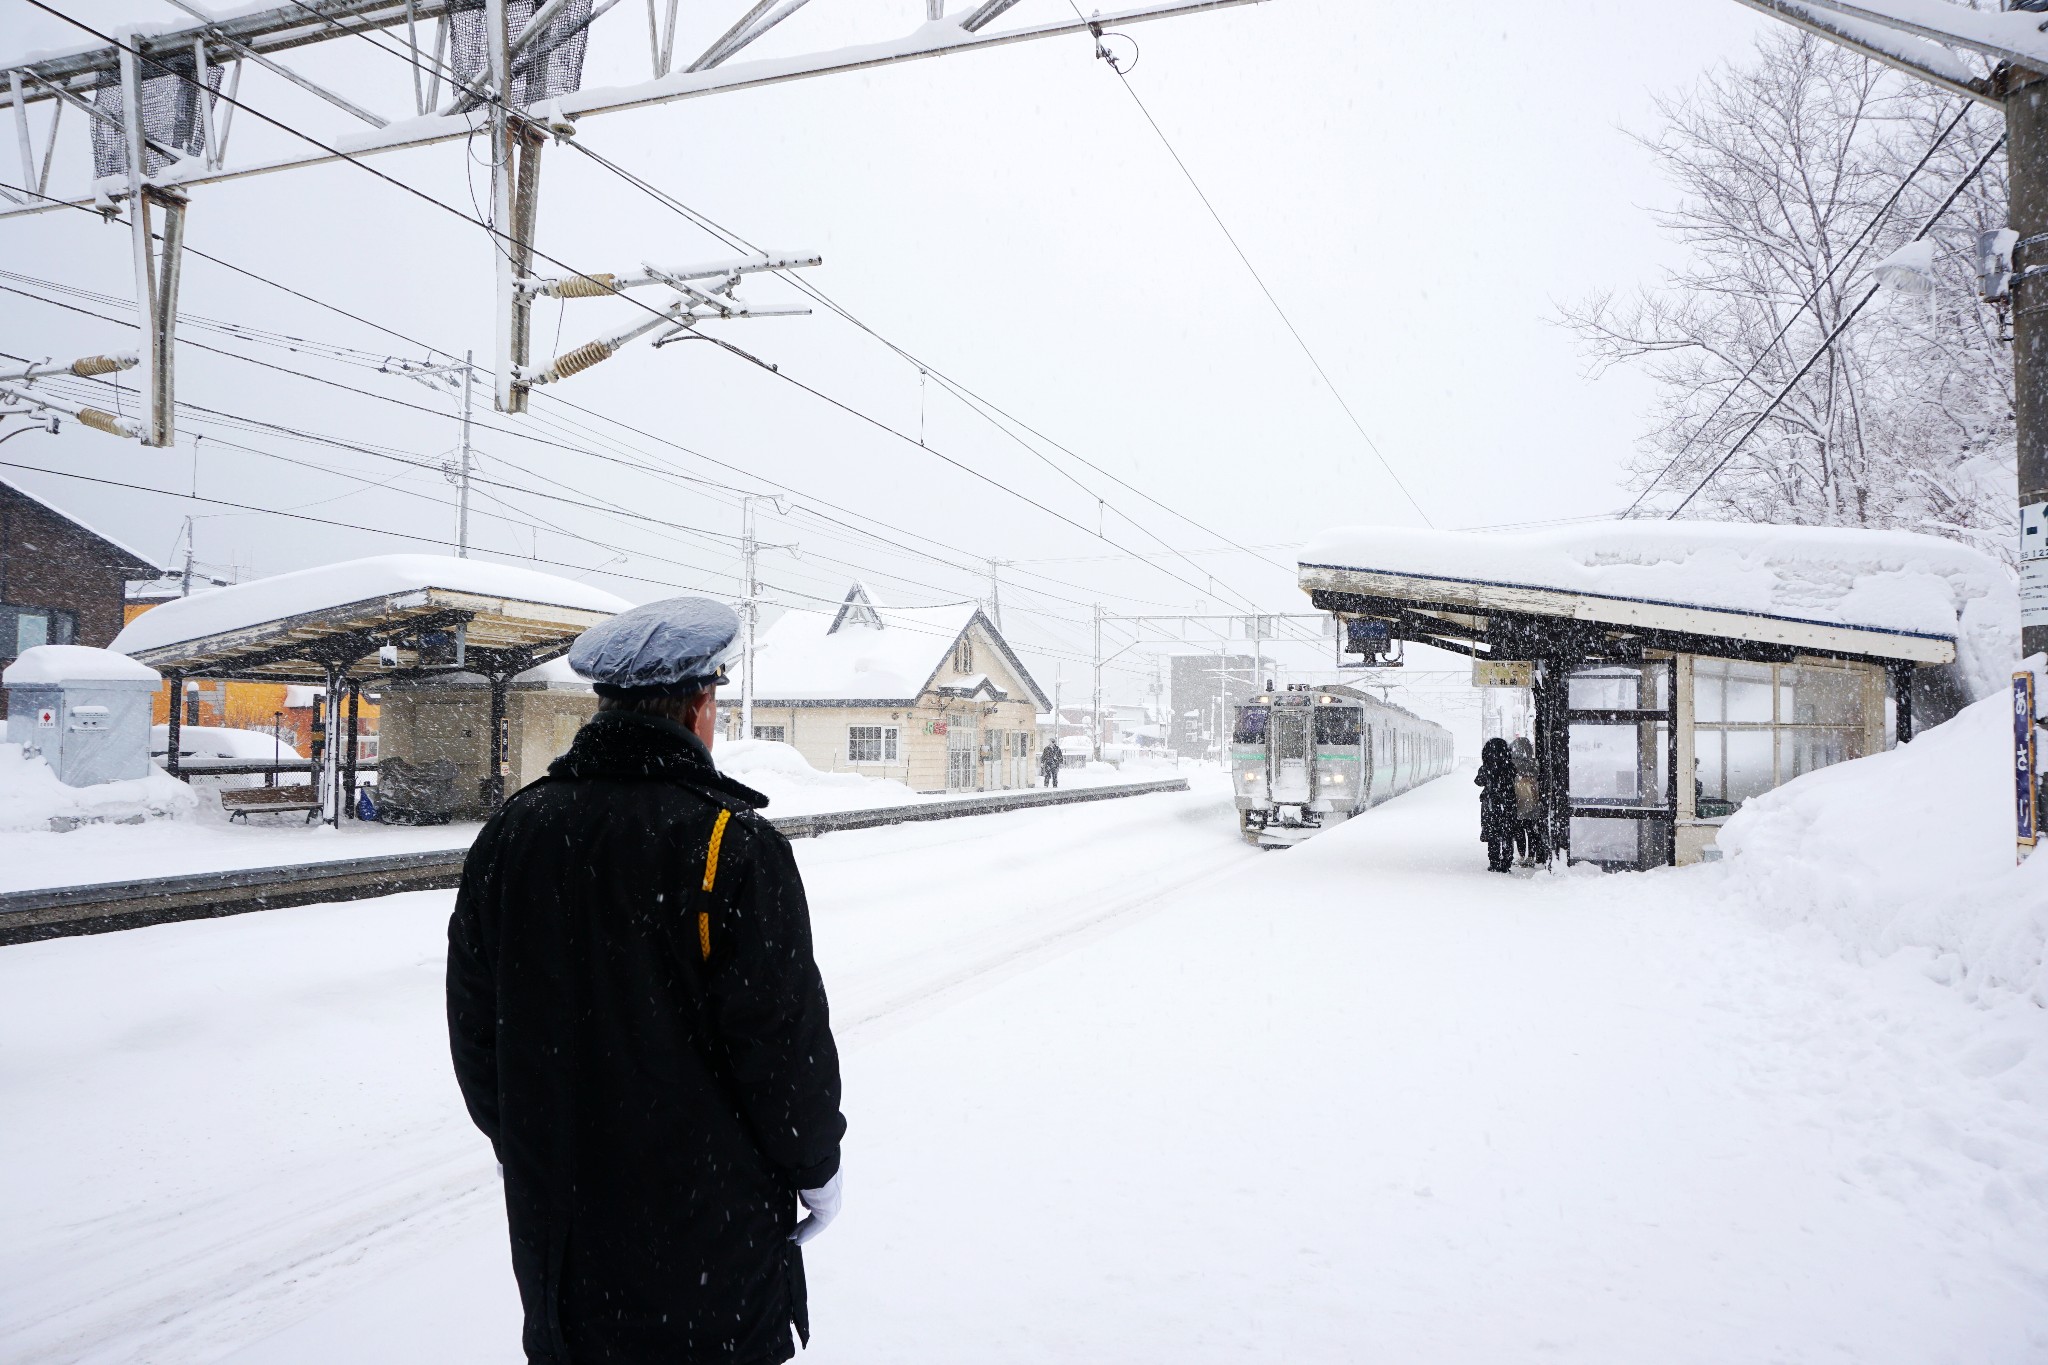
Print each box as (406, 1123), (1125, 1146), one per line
(0, 174), (1235, 620)
(21, 3), (1288, 628)
(229, 0), (1316, 638)
(254, 0), (1304, 607)
(1057, 0), (1430, 528)
(7, 14), (1320, 676)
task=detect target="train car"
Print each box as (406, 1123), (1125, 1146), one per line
(1231, 683), (1454, 846)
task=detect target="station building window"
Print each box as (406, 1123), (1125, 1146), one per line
(1692, 658), (1871, 817)
(2, 602), (77, 657)
(848, 725), (898, 763)
(752, 724), (786, 743)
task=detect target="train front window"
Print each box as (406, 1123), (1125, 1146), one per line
(1314, 709), (1362, 745)
(1232, 707), (1269, 743)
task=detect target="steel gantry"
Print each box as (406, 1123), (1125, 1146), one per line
(2, 0), (1267, 447)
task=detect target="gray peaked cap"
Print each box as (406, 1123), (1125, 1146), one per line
(568, 597), (741, 698)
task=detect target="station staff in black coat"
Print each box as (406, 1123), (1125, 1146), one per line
(448, 597), (846, 1365)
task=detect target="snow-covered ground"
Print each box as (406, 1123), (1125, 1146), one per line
(3, 761), (2043, 1362)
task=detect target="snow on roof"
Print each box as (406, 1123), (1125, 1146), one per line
(515, 655), (594, 690)
(2, 475), (159, 573)
(1300, 521), (2018, 699)
(3, 645), (160, 687)
(740, 596), (980, 703)
(111, 555), (632, 656)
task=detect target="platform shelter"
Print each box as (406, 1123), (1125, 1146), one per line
(110, 556), (629, 823)
(1298, 523), (2015, 869)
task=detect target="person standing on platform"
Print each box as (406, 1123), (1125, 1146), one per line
(1039, 737), (1065, 788)
(1510, 736), (1545, 867)
(447, 597), (845, 1365)
(1476, 737), (1519, 874)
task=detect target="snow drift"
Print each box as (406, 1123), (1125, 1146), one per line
(1715, 664), (2048, 1003)
(0, 743), (197, 833)
(714, 738), (922, 813)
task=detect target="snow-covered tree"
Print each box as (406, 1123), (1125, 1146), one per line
(1564, 31), (2012, 558)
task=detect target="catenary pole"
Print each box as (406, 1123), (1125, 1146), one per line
(740, 496), (759, 742)
(457, 348), (474, 557)
(2006, 66), (2048, 658)
(1091, 601), (1104, 761)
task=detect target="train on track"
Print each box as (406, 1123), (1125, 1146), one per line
(1231, 683), (1454, 846)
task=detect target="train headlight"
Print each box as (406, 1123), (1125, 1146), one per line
(1242, 771), (1259, 785)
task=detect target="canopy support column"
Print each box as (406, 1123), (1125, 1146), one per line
(164, 673), (183, 782)
(345, 681), (362, 818)
(1892, 662), (1916, 744)
(1533, 656), (1573, 865)
(488, 671), (509, 809)
(320, 664), (344, 826)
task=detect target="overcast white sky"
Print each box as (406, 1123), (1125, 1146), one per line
(0, 0), (1779, 716)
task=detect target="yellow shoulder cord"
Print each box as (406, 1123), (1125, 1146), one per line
(698, 808), (732, 961)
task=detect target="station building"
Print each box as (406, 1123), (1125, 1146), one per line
(735, 584), (1051, 793)
(1298, 522), (2016, 869)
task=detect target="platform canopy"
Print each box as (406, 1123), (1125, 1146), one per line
(1299, 521), (2016, 697)
(110, 555), (633, 683)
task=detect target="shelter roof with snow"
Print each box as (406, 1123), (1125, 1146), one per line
(1299, 522), (2017, 700)
(741, 584), (1049, 709)
(110, 554), (632, 683)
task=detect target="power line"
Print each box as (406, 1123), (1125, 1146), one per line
(8, 11), (1289, 633)
(229, 0), (1314, 633)
(1061, 0), (1431, 527)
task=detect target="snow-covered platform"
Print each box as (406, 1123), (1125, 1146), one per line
(4, 748), (2041, 1364)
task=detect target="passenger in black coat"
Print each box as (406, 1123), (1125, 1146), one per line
(448, 699), (844, 1365)
(1475, 736), (1518, 874)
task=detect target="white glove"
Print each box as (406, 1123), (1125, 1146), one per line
(792, 1170), (842, 1246)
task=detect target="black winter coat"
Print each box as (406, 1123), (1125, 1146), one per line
(448, 711), (845, 1365)
(1475, 743), (1518, 844)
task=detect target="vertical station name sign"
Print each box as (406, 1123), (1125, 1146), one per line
(2017, 671), (2040, 862)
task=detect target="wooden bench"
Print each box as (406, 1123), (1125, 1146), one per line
(218, 784), (322, 823)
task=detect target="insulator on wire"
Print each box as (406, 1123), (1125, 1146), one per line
(78, 408), (137, 438)
(552, 274), (619, 299)
(549, 339), (614, 381)
(69, 354), (138, 377)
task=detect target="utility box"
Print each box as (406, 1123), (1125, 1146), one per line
(3, 645), (162, 787)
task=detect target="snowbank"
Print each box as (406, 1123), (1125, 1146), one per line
(713, 738), (923, 813)
(0, 743), (197, 833)
(1715, 670), (2048, 1003)
(151, 725), (303, 761)
(112, 555), (633, 656)
(1300, 521), (2017, 700)
(3, 645), (159, 686)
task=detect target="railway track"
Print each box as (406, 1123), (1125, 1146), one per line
(0, 777), (1189, 946)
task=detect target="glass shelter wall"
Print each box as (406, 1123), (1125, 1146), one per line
(1692, 658), (1875, 818)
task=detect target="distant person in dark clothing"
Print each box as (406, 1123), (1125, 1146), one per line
(448, 597), (845, 1365)
(1039, 738), (1064, 788)
(1510, 736), (1545, 866)
(1476, 737), (1518, 873)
